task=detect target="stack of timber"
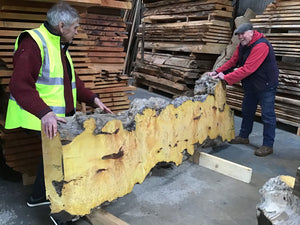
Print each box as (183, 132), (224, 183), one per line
(0, 0), (134, 177)
(132, 0), (233, 97)
(226, 0), (300, 133)
(73, 10), (135, 113)
(0, 128), (42, 176)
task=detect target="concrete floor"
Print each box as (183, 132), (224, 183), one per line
(0, 87), (299, 225)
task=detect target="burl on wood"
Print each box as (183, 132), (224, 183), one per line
(42, 76), (234, 216)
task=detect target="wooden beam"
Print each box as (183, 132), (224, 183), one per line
(86, 209), (129, 225)
(23, 0), (132, 9)
(143, 41), (227, 54)
(0, 12), (46, 21)
(191, 151), (252, 183)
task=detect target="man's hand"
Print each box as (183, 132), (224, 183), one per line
(94, 97), (113, 114)
(212, 72), (225, 80)
(41, 111), (66, 139)
(207, 71), (217, 76)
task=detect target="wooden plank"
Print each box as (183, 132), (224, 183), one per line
(144, 1), (233, 17)
(86, 209), (129, 225)
(1, 5), (48, 13)
(80, 13), (123, 22)
(3, 143), (42, 154)
(80, 19), (126, 28)
(133, 71), (187, 91)
(6, 156), (40, 168)
(0, 30), (22, 37)
(23, 0), (132, 9)
(191, 151), (252, 183)
(5, 149), (42, 161)
(0, 38), (15, 43)
(143, 41), (227, 54)
(71, 57), (124, 63)
(100, 96), (128, 103)
(0, 70), (12, 77)
(0, 78), (10, 84)
(0, 12), (46, 21)
(69, 46), (124, 52)
(0, 21), (40, 29)
(143, 10), (232, 23)
(88, 52), (126, 57)
(91, 85), (136, 94)
(144, 0), (231, 8)
(145, 19), (230, 29)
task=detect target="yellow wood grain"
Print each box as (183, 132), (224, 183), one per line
(42, 81), (234, 216)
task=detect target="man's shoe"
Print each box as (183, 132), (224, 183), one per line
(50, 214), (80, 225)
(27, 195), (50, 207)
(50, 216), (59, 225)
(229, 136), (249, 144)
(255, 146), (273, 157)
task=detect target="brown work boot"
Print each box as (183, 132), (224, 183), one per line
(229, 136), (249, 144)
(255, 146), (273, 157)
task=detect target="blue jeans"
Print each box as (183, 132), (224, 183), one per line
(239, 87), (277, 147)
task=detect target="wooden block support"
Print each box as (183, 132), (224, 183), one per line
(191, 151), (252, 183)
(85, 209), (129, 225)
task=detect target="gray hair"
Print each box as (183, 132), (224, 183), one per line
(47, 2), (79, 27)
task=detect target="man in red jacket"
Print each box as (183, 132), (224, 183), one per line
(208, 23), (279, 157)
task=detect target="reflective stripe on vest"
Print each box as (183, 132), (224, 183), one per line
(9, 94), (66, 116)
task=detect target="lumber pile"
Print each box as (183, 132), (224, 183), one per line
(0, 128), (42, 176)
(0, 0), (134, 176)
(132, 0), (233, 97)
(72, 11), (135, 113)
(225, 0), (300, 133)
(42, 78), (234, 217)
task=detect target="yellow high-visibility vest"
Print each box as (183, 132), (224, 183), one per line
(5, 24), (77, 131)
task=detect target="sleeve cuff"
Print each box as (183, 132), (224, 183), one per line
(37, 107), (52, 119)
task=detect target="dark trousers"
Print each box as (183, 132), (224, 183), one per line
(239, 87), (277, 147)
(26, 130), (45, 199)
(32, 157), (46, 199)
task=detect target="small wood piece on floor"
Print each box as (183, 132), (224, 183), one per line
(85, 208), (129, 225)
(191, 151), (252, 183)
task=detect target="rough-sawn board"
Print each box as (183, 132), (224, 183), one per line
(42, 79), (234, 217)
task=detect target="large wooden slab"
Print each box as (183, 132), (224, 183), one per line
(42, 81), (235, 216)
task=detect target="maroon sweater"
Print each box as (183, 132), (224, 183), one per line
(9, 33), (96, 119)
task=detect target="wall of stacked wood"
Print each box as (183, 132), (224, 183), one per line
(132, 0), (234, 97)
(0, 0), (134, 177)
(226, 0), (300, 134)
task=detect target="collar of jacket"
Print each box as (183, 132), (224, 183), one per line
(43, 21), (70, 50)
